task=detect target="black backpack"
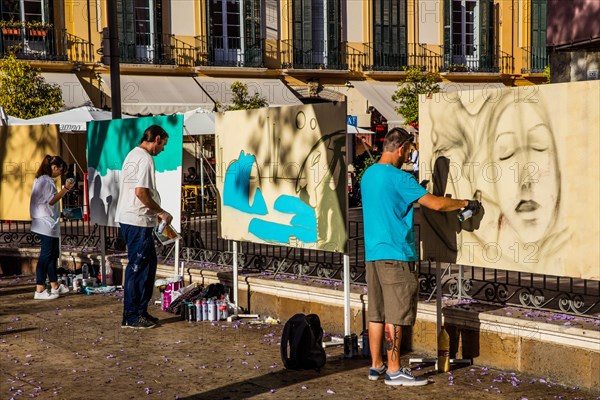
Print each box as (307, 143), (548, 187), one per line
(280, 313), (326, 371)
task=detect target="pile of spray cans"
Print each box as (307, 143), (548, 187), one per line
(181, 296), (230, 322)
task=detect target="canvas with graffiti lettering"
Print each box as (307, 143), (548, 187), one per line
(216, 103), (348, 253)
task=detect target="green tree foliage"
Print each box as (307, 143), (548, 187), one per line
(544, 66), (551, 84)
(219, 81), (268, 111)
(0, 54), (63, 119)
(391, 66), (441, 127)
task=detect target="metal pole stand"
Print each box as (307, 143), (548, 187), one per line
(409, 261), (472, 369)
(226, 240), (259, 322)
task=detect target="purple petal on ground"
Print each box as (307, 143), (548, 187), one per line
(145, 388), (152, 395)
(327, 389), (335, 394)
(301, 386), (307, 389)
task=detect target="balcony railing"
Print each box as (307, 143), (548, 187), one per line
(65, 31), (94, 63)
(195, 35), (264, 68)
(440, 44), (500, 73)
(362, 43), (443, 73)
(119, 33), (196, 67)
(521, 46), (549, 73)
(281, 39), (348, 70)
(0, 26), (67, 61)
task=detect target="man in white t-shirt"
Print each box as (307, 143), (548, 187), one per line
(116, 125), (173, 329)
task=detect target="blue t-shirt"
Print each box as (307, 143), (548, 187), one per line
(361, 164), (428, 262)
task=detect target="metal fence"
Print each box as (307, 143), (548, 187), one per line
(1, 214), (598, 317)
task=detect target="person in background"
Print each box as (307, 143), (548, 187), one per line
(115, 125), (173, 329)
(361, 128), (481, 386)
(409, 142), (419, 180)
(30, 155), (74, 300)
(185, 166), (199, 183)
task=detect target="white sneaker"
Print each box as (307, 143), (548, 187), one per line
(34, 290), (59, 300)
(51, 284), (70, 295)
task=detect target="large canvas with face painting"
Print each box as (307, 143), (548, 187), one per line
(216, 102), (348, 253)
(419, 80), (599, 280)
(87, 116), (183, 230)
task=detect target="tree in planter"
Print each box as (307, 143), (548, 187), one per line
(0, 54), (63, 119)
(217, 81), (268, 111)
(391, 66), (441, 128)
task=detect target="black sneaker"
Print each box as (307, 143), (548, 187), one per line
(121, 316), (156, 329)
(142, 312), (159, 324)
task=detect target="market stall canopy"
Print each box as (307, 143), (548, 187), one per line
(101, 74), (214, 115)
(10, 106), (132, 132)
(193, 77), (302, 108)
(346, 124), (373, 134)
(350, 80), (506, 125)
(41, 72), (93, 110)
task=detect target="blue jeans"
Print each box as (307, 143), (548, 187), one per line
(120, 224), (157, 325)
(35, 234), (59, 285)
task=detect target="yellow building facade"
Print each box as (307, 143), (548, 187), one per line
(1, 0), (549, 127)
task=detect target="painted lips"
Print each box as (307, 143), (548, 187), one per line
(515, 200), (540, 213)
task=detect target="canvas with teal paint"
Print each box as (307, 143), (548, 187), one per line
(216, 103), (348, 253)
(87, 115), (183, 230)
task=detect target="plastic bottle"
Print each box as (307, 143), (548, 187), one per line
(82, 264), (90, 279)
(104, 262), (113, 286)
(437, 325), (450, 372)
(219, 295), (229, 320)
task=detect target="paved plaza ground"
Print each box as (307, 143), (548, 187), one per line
(1, 275), (598, 400)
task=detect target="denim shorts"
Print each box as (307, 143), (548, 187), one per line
(366, 260), (419, 326)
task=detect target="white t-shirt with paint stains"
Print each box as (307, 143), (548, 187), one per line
(30, 175), (61, 238)
(115, 147), (160, 228)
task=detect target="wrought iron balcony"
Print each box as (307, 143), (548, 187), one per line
(521, 46), (549, 73)
(440, 44), (500, 73)
(119, 33), (196, 67)
(195, 35), (264, 68)
(281, 39), (348, 70)
(362, 42), (443, 73)
(0, 26), (67, 61)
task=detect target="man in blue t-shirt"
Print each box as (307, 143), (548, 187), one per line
(361, 128), (481, 386)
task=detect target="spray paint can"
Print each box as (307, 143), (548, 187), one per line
(202, 299), (208, 321)
(195, 300), (202, 321)
(207, 299), (216, 321)
(457, 208), (474, 222)
(187, 303), (196, 322)
(157, 220), (167, 234)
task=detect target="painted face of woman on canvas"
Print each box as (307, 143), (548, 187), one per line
(492, 101), (559, 243)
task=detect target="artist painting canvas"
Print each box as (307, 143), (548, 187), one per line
(216, 102), (348, 253)
(419, 80), (600, 280)
(0, 125), (59, 220)
(87, 115), (183, 230)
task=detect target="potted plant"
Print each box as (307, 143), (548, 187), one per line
(26, 20), (52, 37)
(0, 20), (24, 35)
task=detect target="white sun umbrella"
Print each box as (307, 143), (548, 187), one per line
(11, 106), (132, 132)
(182, 108), (215, 136)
